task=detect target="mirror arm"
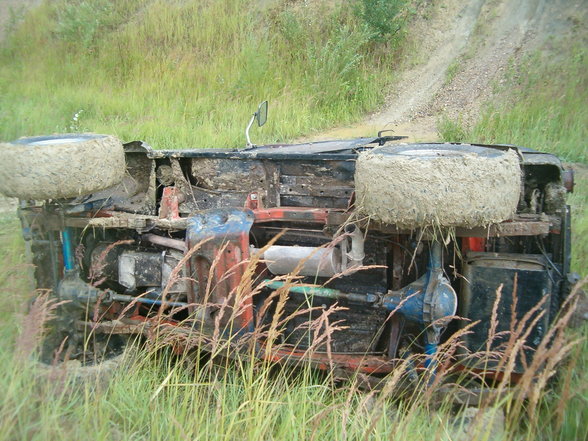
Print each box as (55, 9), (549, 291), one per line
(245, 113), (256, 148)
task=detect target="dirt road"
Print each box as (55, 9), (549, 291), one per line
(311, 0), (587, 142)
(0, 0), (41, 41)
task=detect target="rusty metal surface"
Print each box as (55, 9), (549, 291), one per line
(52, 213), (188, 230)
(187, 208), (254, 329)
(78, 317), (397, 374)
(253, 207), (333, 223)
(562, 167), (575, 193)
(76, 319), (151, 335)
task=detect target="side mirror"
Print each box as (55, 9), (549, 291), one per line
(256, 101), (268, 127)
(245, 101), (268, 149)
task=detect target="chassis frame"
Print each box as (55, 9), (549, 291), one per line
(18, 135), (576, 380)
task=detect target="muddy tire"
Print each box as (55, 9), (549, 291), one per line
(355, 144), (521, 228)
(36, 332), (132, 388)
(35, 350), (131, 388)
(0, 134), (126, 200)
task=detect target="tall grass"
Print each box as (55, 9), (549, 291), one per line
(0, 0), (407, 149)
(0, 2), (586, 440)
(567, 165), (588, 275)
(0, 213), (586, 440)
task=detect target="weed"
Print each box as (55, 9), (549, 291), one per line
(353, 0), (408, 43)
(0, 2), (586, 440)
(0, 207), (586, 440)
(437, 115), (468, 142)
(445, 59), (461, 84)
(13, 291), (60, 361)
(68, 109), (84, 132)
(55, 0), (114, 49)
(470, 46), (588, 163)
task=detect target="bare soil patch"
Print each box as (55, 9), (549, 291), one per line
(0, 0), (41, 41)
(312, 0), (587, 141)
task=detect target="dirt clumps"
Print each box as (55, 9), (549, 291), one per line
(0, 134), (126, 200)
(355, 144), (521, 228)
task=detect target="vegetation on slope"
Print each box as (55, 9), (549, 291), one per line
(439, 45), (588, 163)
(0, 1), (586, 440)
(439, 41), (588, 274)
(0, 0), (411, 148)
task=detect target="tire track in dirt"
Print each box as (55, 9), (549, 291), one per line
(311, 0), (586, 142)
(372, 0), (485, 128)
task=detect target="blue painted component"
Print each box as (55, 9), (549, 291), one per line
(431, 282), (459, 319)
(424, 342), (437, 369)
(187, 208), (255, 243)
(61, 227), (75, 271)
(58, 275), (189, 308)
(428, 241), (443, 271)
(381, 242), (457, 331)
(113, 295), (187, 309)
(381, 277), (457, 324)
(382, 283), (426, 323)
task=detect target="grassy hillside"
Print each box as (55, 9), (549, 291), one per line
(439, 44), (588, 164)
(0, 1), (587, 440)
(0, 0), (411, 148)
(439, 41), (588, 274)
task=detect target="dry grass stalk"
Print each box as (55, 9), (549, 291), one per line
(136, 226), (584, 440)
(14, 290), (63, 361)
(88, 239), (134, 286)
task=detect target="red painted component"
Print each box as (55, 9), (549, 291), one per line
(186, 210), (255, 330)
(253, 207), (330, 223)
(193, 242), (253, 329)
(244, 192), (262, 210)
(463, 237), (485, 253)
(159, 187), (181, 220)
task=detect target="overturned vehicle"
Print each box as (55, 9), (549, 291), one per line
(0, 106), (577, 384)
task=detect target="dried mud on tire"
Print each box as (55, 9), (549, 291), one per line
(355, 144), (521, 228)
(0, 134), (126, 200)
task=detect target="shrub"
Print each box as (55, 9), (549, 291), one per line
(354, 0), (408, 42)
(54, 0), (118, 49)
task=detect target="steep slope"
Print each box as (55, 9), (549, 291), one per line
(311, 0), (587, 142)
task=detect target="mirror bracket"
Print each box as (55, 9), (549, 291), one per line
(244, 101), (268, 149)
